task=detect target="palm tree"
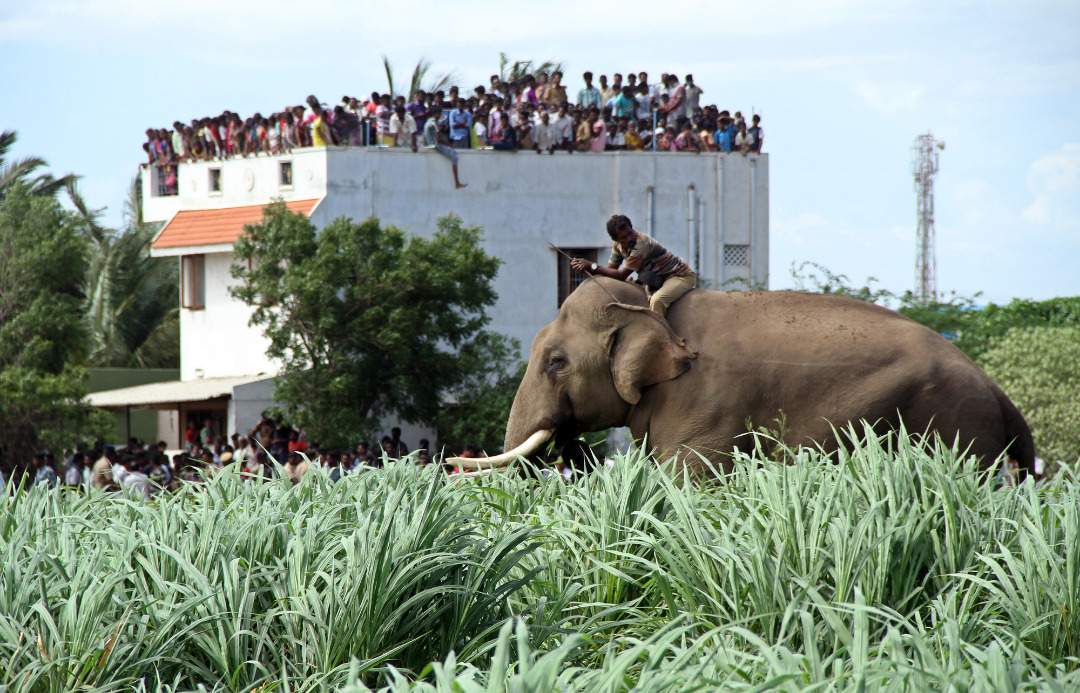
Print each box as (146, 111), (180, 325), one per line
(72, 177), (179, 369)
(497, 53), (565, 83)
(381, 56), (457, 99)
(0, 130), (77, 200)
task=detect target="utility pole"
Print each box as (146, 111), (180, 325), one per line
(911, 133), (945, 303)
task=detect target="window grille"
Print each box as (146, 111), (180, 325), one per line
(151, 165), (178, 197)
(208, 168), (222, 193)
(723, 244), (750, 267)
(556, 248), (599, 307)
(279, 161), (293, 187)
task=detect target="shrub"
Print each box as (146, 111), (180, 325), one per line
(978, 325), (1080, 465)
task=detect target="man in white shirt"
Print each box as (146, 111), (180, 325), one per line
(655, 73), (670, 103)
(116, 457), (151, 499)
(635, 84), (652, 123)
(488, 100), (504, 137)
(389, 106), (418, 151)
(684, 74), (703, 113)
(552, 103), (574, 152)
(534, 110), (556, 153)
(639, 71), (655, 101)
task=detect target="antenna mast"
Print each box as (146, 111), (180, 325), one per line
(911, 132), (944, 303)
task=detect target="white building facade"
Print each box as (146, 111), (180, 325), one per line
(104, 146), (768, 445)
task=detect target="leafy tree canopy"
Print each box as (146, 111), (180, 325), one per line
(0, 187), (108, 470)
(0, 130), (77, 201)
(789, 261), (1080, 360)
(380, 56), (457, 100)
(435, 343), (524, 454)
(979, 326), (1080, 465)
(232, 205), (516, 448)
(497, 53), (564, 83)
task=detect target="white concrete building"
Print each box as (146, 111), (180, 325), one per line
(93, 145), (768, 446)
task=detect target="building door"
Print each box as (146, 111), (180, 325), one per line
(179, 401), (229, 450)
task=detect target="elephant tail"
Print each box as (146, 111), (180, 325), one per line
(992, 383), (1038, 481)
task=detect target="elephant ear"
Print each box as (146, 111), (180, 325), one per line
(603, 303), (697, 405)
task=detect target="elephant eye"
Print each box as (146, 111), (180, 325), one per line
(546, 354), (567, 375)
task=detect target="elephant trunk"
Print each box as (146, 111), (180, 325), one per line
(444, 359), (567, 472)
(502, 369), (568, 452)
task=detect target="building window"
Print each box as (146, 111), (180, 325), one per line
(150, 165), (178, 197)
(181, 255), (205, 310)
(208, 168), (222, 193)
(556, 248), (599, 307)
(279, 161), (293, 187)
(722, 244), (750, 267)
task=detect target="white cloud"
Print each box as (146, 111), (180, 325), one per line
(855, 79), (925, 116)
(1022, 143), (1080, 225)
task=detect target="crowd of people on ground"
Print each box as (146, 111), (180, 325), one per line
(144, 71), (764, 193)
(8, 414), (480, 497)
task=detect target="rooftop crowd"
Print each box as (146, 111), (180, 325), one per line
(144, 71), (764, 192)
(9, 414), (491, 497)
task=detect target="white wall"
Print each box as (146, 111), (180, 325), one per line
(158, 146), (768, 373)
(317, 148), (769, 355)
(230, 377), (276, 439)
(142, 148), (328, 222)
(180, 252), (278, 380)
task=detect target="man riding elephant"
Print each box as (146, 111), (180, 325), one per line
(571, 214), (696, 318)
(448, 277), (1036, 481)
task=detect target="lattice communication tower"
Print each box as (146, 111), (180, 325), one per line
(911, 133), (945, 303)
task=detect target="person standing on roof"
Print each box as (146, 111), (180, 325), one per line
(571, 214), (697, 318)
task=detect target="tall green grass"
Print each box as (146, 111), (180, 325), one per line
(1, 425), (1077, 691)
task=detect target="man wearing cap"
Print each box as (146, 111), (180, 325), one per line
(572, 214), (696, 318)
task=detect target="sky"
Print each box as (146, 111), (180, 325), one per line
(2, 0), (1078, 303)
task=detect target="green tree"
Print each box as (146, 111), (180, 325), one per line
(381, 56), (456, 99)
(918, 297), (1080, 362)
(497, 53), (564, 83)
(978, 326), (1080, 465)
(0, 130), (77, 201)
(435, 338), (524, 454)
(788, 261), (1080, 361)
(789, 261), (896, 304)
(71, 178), (179, 368)
(0, 187), (108, 475)
(231, 204), (513, 448)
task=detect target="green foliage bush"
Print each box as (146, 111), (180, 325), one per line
(905, 296), (1080, 362)
(978, 326), (1080, 465)
(789, 260), (1080, 360)
(435, 358), (525, 454)
(2, 430), (1078, 690)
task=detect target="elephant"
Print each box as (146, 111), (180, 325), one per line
(449, 277), (1036, 479)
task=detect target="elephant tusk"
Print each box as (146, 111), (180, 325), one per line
(446, 429), (555, 470)
(452, 469), (497, 479)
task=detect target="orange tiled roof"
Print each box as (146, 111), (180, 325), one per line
(151, 199), (320, 250)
